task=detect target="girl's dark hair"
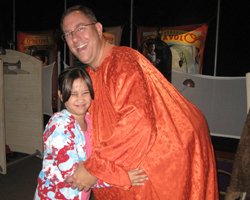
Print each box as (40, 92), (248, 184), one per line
(60, 5), (97, 30)
(58, 67), (94, 103)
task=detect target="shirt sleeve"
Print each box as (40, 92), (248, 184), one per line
(45, 118), (86, 180)
(40, 115), (86, 199)
(93, 179), (111, 188)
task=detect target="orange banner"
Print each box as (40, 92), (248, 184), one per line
(17, 31), (57, 65)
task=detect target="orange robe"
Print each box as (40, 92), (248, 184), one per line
(85, 46), (218, 200)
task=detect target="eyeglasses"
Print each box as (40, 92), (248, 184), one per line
(61, 22), (97, 41)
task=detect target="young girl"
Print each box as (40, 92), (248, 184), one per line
(34, 67), (147, 200)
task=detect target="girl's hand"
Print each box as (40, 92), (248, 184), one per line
(128, 168), (148, 186)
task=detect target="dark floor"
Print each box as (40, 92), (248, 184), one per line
(0, 153), (41, 200)
(215, 151), (235, 200)
(0, 152), (96, 200)
(213, 136), (238, 200)
(0, 136), (238, 200)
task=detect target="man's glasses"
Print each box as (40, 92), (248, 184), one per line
(61, 22), (97, 41)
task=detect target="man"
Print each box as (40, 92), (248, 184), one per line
(61, 5), (218, 200)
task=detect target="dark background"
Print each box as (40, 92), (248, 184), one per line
(0, 0), (249, 76)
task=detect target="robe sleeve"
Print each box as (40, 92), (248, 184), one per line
(85, 52), (157, 189)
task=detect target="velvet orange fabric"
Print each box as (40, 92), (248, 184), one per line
(84, 46), (218, 200)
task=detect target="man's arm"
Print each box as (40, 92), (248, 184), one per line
(66, 163), (148, 191)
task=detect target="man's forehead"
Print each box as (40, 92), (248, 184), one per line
(63, 13), (90, 30)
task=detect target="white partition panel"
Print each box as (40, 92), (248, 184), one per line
(0, 50), (43, 174)
(172, 70), (247, 139)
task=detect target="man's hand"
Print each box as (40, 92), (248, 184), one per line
(66, 162), (98, 191)
(128, 168), (148, 186)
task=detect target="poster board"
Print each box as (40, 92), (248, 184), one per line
(137, 24), (208, 74)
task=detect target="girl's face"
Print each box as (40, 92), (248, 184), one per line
(62, 78), (92, 119)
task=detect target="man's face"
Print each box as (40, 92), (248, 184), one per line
(62, 11), (102, 66)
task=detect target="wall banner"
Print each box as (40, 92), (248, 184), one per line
(17, 31), (57, 65)
(137, 24), (208, 74)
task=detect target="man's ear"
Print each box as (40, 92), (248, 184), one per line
(95, 22), (103, 38)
